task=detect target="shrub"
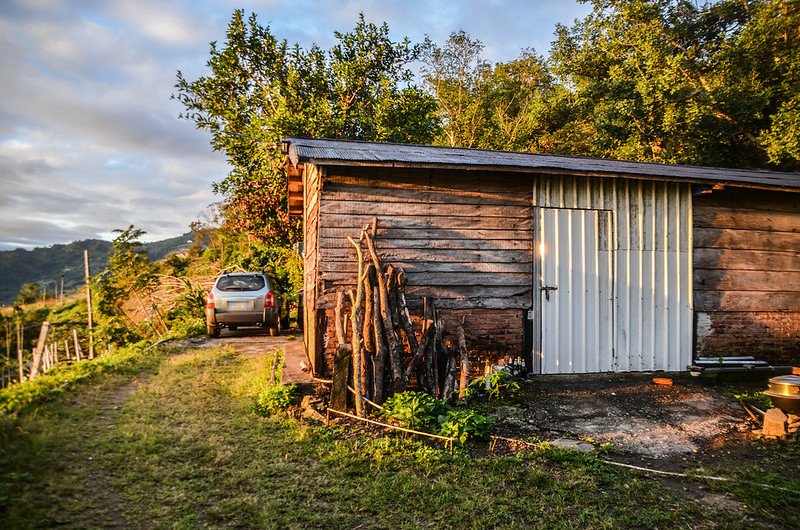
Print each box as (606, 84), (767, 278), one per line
(254, 383), (299, 417)
(378, 391), (450, 431)
(469, 370), (520, 401)
(437, 408), (495, 444)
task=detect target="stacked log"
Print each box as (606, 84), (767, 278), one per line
(331, 220), (470, 416)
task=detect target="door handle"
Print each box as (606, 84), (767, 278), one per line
(541, 286), (558, 301)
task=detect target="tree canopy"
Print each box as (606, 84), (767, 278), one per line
(176, 1), (799, 246)
(174, 11), (438, 246)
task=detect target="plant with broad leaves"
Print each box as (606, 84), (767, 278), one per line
(437, 408), (495, 444)
(254, 383), (299, 416)
(378, 391), (450, 431)
(469, 370), (520, 401)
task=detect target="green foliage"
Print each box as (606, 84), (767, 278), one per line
(0, 343), (162, 417)
(378, 391), (450, 431)
(254, 383), (299, 416)
(469, 371), (521, 401)
(545, 0), (799, 170)
(437, 408), (495, 444)
(163, 278), (206, 339)
(724, 389), (773, 411)
(94, 226), (157, 345)
(423, 32), (554, 151)
(14, 283), (43, 305)
(378, 391), (494, 444)
(175, 10), (439, 246)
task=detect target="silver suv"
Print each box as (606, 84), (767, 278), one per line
(205, 272), (283, 337)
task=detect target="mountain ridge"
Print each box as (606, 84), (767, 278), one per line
(0, 233), (194, 306)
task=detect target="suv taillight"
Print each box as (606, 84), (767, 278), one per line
(264, 291), (275, 307)
(206, 292), (215, 309)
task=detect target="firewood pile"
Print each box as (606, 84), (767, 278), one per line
(330, 220), (470, 417)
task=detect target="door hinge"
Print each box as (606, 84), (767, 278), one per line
(527, 309), (535, 320)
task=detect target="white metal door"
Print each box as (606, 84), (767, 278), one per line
(539, 208), (614, 374)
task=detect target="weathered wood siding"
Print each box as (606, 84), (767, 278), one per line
(302, 164), (324, 373)
(316, 166), (534, 310)
(693, 188), (800, 363)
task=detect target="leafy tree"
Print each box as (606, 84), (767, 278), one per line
(175, 11), (439, 245)
(14, 283), (43, 306)
(546, 0), (799, 169)
(94, 226), (156, 344)
(478, 50), (556, 151)
(422, 30), (490, 148)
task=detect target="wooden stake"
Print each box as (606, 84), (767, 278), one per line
(458, 324), (469, 399)
(442, 346), (457, 402)
(372, 285), (387, 404)
(348, 233), (369, 417)
(361, 265), (375, 401)
(330, 291), (351, 412)
(399, 323), (436, 392)
(73, 329), (83, 361)
(16, 315), (23, 382)
(431, 303), (441, 396)
(347, 289), (364, 418)
(29, 322), (50, 380)
(43, 345), (51, 372)
(84, 250), (94, 359)
(364, 232), (403, 391)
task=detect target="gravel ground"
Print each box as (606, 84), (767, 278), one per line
(490, 372), (759, 458)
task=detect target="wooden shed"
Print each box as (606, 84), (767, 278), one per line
(283, 138), (800, 376)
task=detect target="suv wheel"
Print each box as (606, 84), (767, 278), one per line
(207, 321), (220, 338)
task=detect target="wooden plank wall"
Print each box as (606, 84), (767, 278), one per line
(302, 164), (323, 372)
(316, 166), (534, 310)
(693, 187), (800, 361)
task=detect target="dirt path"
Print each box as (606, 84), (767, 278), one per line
(173, 327), (312, 384)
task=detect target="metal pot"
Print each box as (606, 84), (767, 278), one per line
(765, 375), (800, 413)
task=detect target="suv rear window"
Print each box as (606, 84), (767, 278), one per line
(216, 275), (266, 292)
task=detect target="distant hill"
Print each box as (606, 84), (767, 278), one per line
(0, 233), (194, 306)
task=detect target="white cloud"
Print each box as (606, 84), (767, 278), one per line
(0, 0), (590, 253)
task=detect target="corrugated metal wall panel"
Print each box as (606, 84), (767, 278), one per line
(534, 176), (692, 373)
(540, 208), (614, 373)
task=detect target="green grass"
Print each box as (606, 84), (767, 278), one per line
(0, 345), (796, 528)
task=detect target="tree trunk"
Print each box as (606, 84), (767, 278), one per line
(364, 232), (403, 391)
(347, 235), (367, 417)
(361, 264), (375, 401)
(331, 291), (351, 411)
(442, 347), (458, 402)
(399, 322), (436, 392)
(372, 285), (388, 404)
(457, 324), (470, 399)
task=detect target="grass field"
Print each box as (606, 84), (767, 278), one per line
(1, 345), (797, 528)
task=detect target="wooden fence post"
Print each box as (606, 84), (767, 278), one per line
(29, 322), (50, 380)
(16, 315), (23, 382)
(73, 329), (82, 361)
(84, 250), (94, 359)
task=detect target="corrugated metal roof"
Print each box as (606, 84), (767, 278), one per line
(283, 137), (800, 191)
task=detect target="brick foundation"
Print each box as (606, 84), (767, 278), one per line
(318, 307), (525, 377)
(696, 311), (800, 366)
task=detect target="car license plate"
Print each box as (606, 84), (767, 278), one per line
(228, 301), (251, 311)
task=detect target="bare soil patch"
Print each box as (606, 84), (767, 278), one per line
(169, 327), (312, 384)
(490, 372), (770, 462)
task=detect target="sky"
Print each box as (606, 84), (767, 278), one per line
(0, 0), (591, 251)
